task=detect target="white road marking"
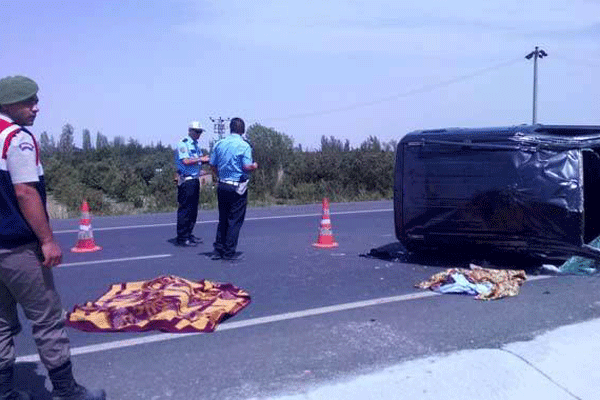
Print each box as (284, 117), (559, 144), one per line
(15, 291), (438, 362)
(16, 275), (552, 363)
(55, 223), (173, 234)
(59, 254), (172, 268)
(53, 209), (393, 234)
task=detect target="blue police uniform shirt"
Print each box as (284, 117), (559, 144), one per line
(175, 136), (202, 177)
(210, 134), (253, 182)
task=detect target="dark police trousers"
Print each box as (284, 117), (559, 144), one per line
(214, 183), (248, 257)
(177, 178), (200, 241)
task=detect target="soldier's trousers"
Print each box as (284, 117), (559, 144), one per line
(0, 242), (70, 371)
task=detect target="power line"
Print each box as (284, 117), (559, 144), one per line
(264, 57), (524, 122)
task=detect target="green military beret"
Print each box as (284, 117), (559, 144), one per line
(0, 76), (39, 105)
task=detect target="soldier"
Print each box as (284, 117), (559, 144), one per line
(0, 75), (106, 399)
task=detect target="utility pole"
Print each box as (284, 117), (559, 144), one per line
(525, 46), (548, 124)
(210, 117), (230, 140)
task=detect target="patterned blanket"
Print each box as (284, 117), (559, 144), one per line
(67, 275), (251, 333)
(416, 265), (527, 300)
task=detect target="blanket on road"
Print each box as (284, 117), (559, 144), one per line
(416, 265), (527, 300)
(67, 275), (251, 333)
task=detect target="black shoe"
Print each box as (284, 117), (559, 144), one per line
(0, 366), (31, 400)
(175, 239), (197, 247)
(52, 384), (106, 400)
(49, 361), (106, 400)
(221, 253), (243, 261)
(189, 235), (203, 244)
(1, 390), (31, 400)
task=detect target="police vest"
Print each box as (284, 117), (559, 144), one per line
(0, 117), (47, 248)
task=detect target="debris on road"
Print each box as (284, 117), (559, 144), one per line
(557, 235), (600, 275)
(360, 242), (408, 261)
(416, 264), (527, 300)
(67, 275), (250, 333)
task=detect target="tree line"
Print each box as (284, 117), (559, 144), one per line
(38, 123), (397, 216)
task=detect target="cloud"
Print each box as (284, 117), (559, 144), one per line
(536, 22), (600, 40)
(180, 0), (600, 56)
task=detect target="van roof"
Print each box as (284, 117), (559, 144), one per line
(402, 124), (600, 147)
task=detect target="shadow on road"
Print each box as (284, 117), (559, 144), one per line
(361, 241), (551, 275)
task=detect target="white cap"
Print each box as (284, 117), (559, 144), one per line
(188, 121), (204, 131)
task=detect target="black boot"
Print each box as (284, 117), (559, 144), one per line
(0, 366), (31, 400)
(48, 361), (106, 400)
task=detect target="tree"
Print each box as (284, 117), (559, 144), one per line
(246, 124), (294, 197)
(40, 131), (56, 154)
(82, 129), (92, 151)
(360, 135), (382, 152)
(383, 139), (398, 152)
(125, 138), (143, 156)
(96, 131), (109, 149)
(320, 135), (344, 152)
(58, 123), (75, 154)
(113, 136), (125, 147)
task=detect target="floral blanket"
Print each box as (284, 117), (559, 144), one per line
(415, 265), (527, 300)
(67, 275), (251, 333)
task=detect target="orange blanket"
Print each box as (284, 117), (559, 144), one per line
(67, 275), (251, 333)
(416, 266), (527, 300)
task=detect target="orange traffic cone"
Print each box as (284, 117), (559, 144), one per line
(71, 200), (102, 253)
(313, 198), (339, 248)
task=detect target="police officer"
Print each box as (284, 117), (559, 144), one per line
(209, 117), (258, 260)
(0, 76), (105, 399)
(175, 121), (209, 246)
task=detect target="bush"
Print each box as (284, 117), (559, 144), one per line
(41, 124), (396, 216)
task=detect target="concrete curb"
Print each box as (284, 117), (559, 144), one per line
(263, 318), (600, 400)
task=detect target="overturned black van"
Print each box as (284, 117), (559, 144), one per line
(394, 124), (600, 261)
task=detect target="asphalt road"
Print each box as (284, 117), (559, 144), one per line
(13, 200), (600, 399)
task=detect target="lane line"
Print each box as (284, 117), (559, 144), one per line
(16, 291), (438, 362)
(59, 254), (172, 268)
(16, 275), (552, 363)
(53, 208), (393, 234)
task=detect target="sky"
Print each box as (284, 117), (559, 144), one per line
(2, 0), (599, 151)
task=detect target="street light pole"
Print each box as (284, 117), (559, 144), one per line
(525, 46), (548, 124)
(210, 117), (230, 140)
